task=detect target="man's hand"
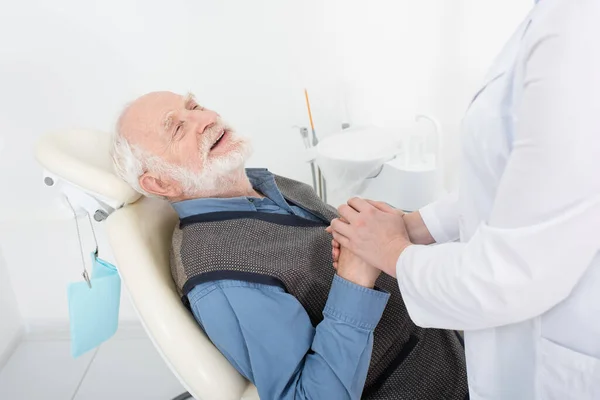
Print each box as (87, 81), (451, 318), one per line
(329, 198), (412, 277)
(335, 246), (381, 289)
(331, 239), (341, 270)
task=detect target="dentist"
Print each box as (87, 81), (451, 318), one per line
(329, 0), (600, 399)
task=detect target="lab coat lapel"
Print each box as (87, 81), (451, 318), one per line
(467, 14), (533, 108)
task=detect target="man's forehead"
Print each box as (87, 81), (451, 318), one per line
(124, 91), (195, 136)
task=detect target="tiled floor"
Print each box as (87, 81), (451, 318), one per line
(0, 325), (185, 400)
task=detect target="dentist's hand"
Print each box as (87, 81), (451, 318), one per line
(329, 201), (407, 268)
(330, 198), (412, 278)
(335, 246), (381, 289)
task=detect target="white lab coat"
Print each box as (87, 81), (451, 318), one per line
(396, 1), (600, 399)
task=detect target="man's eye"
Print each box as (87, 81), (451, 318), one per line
(174, 124), (183, 136)
(193, 105), (203, 111)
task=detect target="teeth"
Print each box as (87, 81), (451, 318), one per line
(211, 131), (225, 150)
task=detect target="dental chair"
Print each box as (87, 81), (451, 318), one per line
(35, 129), (260, 400)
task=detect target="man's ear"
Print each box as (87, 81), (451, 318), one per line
(139, 173), (183, 199)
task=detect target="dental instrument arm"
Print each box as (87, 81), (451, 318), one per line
(296, 126), (318, 193)
(303, 89), (326, 201)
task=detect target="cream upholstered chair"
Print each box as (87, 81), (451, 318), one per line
(35, 129), (260, 400)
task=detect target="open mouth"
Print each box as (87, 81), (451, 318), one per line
(210, 130), (227, 150)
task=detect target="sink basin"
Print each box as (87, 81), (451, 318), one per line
(315, 126), (402, 185)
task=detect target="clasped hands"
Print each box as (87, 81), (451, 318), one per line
(326, 198), (413, 288)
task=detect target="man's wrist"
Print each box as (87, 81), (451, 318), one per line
(336, 269), (377, 289)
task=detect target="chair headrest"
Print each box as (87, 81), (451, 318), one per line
(35, 129), (142, 206)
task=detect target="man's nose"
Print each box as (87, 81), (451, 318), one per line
(190, 110), (219, 133)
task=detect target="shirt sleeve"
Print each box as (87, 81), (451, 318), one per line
(418, 191), (460, 243)
(188, 276), (390, 400)
(396, 5), (600, 330)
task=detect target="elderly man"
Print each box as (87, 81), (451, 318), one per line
(111, 91), (468, 400)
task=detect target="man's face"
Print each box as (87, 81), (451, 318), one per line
(119, 91), (251, 199)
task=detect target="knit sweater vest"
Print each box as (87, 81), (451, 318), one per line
(170, 175), (468, 400)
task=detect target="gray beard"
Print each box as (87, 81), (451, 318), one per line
(176, 136), (253, 197)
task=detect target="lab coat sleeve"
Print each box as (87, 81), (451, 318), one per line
(396, 8), (600, 331)
(418, 191), (460, 243)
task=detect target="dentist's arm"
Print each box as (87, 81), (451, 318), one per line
(337, 192), (459, 248)
(413, 191), (460, 244)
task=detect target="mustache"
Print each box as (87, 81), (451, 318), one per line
(199, 117), (235, 153)
(202, 117), (234, 139)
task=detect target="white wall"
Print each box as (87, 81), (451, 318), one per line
(329, 0), (532, 187)
(0, 247), (23, 364)
(0, 0), (342, 327)
(0, 0), (533, 327)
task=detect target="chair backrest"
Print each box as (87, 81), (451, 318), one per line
(107, 198), (253, 400)
(35, 129), (257, 400)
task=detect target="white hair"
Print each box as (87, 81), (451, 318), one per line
(111, 132), (161, 197)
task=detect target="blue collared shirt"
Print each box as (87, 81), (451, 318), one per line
(173, 169), (390, 400)
(173, 168), (322, 221)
